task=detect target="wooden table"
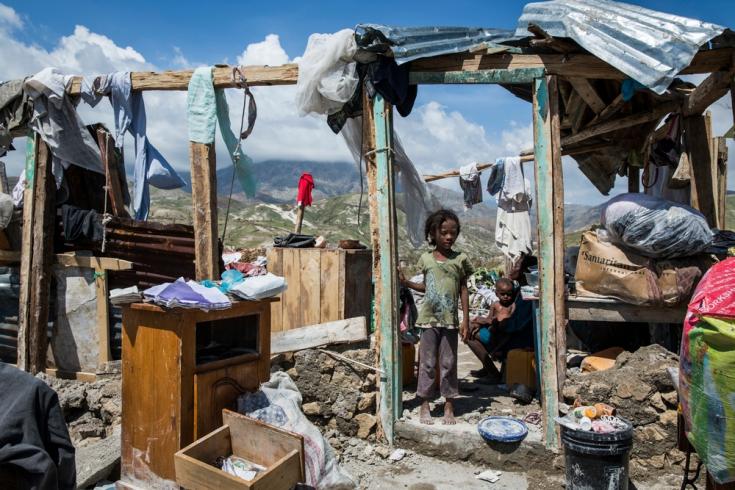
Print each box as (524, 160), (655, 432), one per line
(119, 299), (276, 489)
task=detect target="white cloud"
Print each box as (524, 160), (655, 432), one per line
(236, 34), (289, 66)
(0, 4), (21, 29)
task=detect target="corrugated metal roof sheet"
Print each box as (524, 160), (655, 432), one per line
(515, 0), (726, 94)
(355, 25), (519, 64)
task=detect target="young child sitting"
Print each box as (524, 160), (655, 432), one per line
(400, 209), (473, 425)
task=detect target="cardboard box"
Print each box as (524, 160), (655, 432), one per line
(174, 409), (304, 490)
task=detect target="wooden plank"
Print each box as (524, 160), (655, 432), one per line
(561, 100), (680, 147)
(532, 75), (562, 450)
(299, 249), (321, 327)
(409, 67), (545, 85)
(17, 134), (38, 372)
(0, 250), (21, 263)
(365, 91), (401, 442)
(683, 68), (735, 117)
(95, 269), (111, 365)
(68, 64), (300, 94)
(271, 317), (367, 354)
(189, 142), (219, 281)
(567, 77), (606, 114)
(587, 93), (626, 126)
(56, 253), (133, 270)
(343, 251), (373, 320)
(266, 248), (283, 332)
(63, 48), (733, 96)
(45, 368), (97, 383)
(684, 115), (717, 227)
(17, 136), (54, 374)
(320, 249), (340, 323)
(281, 249), (301, 330)
(0, 161), (8, 194)
(251, 451), (301, 490)
(567, 302), (686, 324)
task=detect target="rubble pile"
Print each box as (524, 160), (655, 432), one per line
(274, 346), (379, 440)
(563, 344), (682, 477)
(36, 373), (122, 446)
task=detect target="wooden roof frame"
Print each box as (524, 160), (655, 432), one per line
(16, 45), (734, 447)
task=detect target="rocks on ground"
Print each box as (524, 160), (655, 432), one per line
(562, 344), (684, 479)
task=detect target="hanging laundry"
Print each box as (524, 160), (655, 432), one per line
(0, 79), (31, 156)
(495, 156), (533, 262)
(23, 68), (104, 188)
(297, 172), (315, 207)
(458, 162), (483, 210)
(486, 159), (505, 197)
(143, 278), (231, 311)
(90, 72), (186, 220)
(186, 67), (256, 197)
(60, 204), (104, 242)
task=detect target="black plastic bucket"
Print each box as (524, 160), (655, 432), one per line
(561, 419), (634, 490)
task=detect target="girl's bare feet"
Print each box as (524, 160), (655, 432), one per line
(419, 400), (433, 425)
(443, 399), (457, 425)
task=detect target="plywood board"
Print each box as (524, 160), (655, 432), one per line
(281, 249), (301, 331)
(299, 249), (321, 326)
(266, 248), (283, 332)
(319, 250), (340, 323)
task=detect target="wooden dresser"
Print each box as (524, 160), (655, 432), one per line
(118, 300), (274, 488)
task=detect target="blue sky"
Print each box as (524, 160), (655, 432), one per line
(2, 0), (734, 204)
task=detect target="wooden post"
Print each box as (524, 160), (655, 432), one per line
(0, 161), (8, 194)
(532, 75), (565, 449)
(97, 128), (129, 217)
(95, 269), (112, 366)
(293, 204), (305, 234)
(628, 167), (640, 193)
(715, 137), (728, 229)
(363, 89), (401, 443)
(17, 134), (55, 373)
(189, 142), (218, 281)
(685, 114), (717, 227)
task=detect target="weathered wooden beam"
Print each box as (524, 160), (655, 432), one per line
(410, 48), (734, 80)
(0, 161), (8, 194)
(68, 64), (300, 94)
(17, 134), (55, 374)
(527, 24), (579, 55)
(97, 129), (129, 217)
(567, 77), (606, 114)
(715, 137), (728, 229)
(364, 89), (400, 443)
(561, 100), (680, 147)
(56, 253), (133, 270)
(271, 317), (367, 355)
(628, 167), (640, 193)
(532, 75), (565, 450)
(409, 67), (545, 85)
(95, 269), (112, 365)
(189, 142), (219, 281)
(683, 68), (735, 117)
(0, 250), (21, 263)
(588, 93), (626, 126)
(685, 114), (718, 227)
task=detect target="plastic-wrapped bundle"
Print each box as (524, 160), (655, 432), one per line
(601, 193), (712, 259)
(680, 258), (735, 484)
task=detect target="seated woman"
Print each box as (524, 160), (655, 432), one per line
(466, 277), (534, 383)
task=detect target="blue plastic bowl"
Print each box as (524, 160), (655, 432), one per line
(478, 416), (529, 443)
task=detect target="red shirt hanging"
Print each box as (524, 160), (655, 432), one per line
(297, 172), (315, 207)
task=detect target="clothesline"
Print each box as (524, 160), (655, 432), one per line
(423, 154), (534, 183)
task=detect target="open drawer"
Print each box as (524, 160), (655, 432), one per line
(174, 409), (304, 489)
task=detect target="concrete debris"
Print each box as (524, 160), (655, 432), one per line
(36, 372), (121, 445)
(75, 425), (121, 489)
(273, 346), (377, 438)
(388, 449), (406, 462)
(563, 344), (683, 479)
(476, 470), (502, 483)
